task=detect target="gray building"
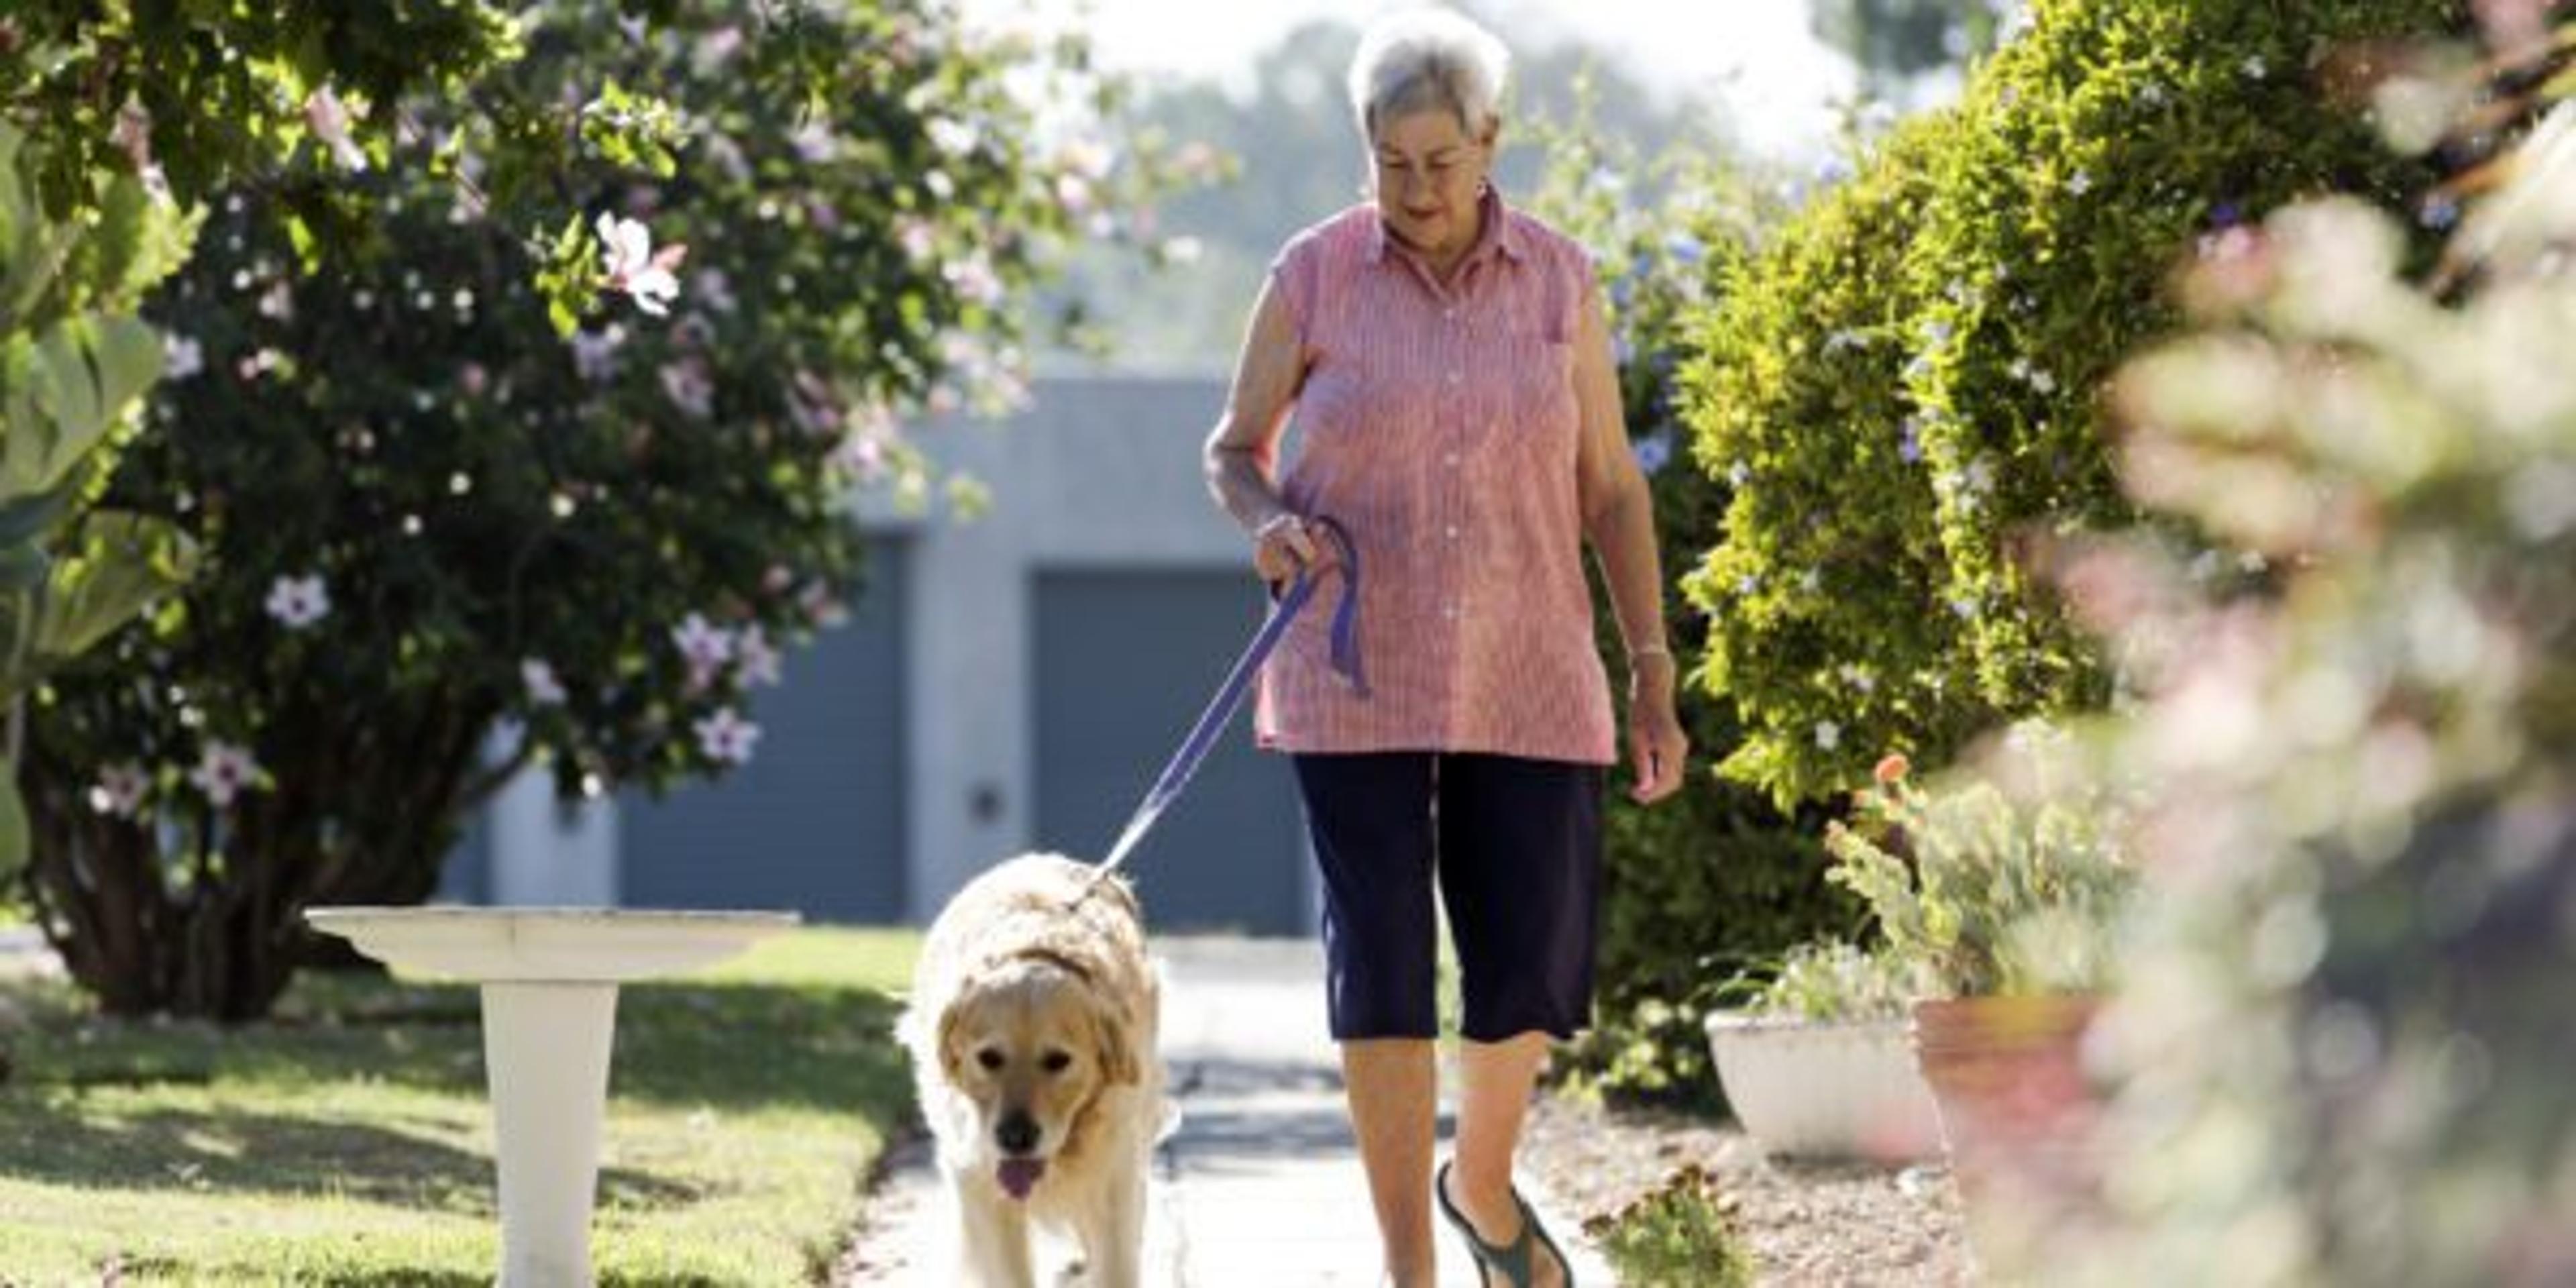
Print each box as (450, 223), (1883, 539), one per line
(443, 376), (1318, 934)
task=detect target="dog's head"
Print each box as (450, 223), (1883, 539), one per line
(936, 953), (1138, 1199)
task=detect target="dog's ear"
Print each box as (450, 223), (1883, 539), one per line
(936, 998), (970, 1083)
(1088, 989), (1140, 1087)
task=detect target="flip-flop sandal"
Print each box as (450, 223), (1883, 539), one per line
(1434, 1160), (1574, 1288)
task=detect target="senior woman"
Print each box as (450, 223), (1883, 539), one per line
(1201, 9), (1688, 1287)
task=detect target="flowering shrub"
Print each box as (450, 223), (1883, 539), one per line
(13, 0), (1183, 1019)
(1679, 0), (2456, 808)
(2053, 50), (2576, 1279)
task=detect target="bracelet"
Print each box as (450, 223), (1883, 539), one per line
(1627, 646), (1673, 664)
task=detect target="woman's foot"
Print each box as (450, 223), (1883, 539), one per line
(1436, 1162), (1569, 1288)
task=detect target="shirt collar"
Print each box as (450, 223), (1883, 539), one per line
(1365, 186), (1525, 270)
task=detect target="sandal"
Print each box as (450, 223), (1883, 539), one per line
(1434, 1160), (1574, 1288)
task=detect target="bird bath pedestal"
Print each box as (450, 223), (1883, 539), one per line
(303, 906), (799, 1287)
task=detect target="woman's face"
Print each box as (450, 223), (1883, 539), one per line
(1369, 107), (1492, 262)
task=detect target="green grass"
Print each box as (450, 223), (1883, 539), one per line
(0, 926), (922, 1285)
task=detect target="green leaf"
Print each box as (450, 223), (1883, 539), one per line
(35, 511), (197, 663)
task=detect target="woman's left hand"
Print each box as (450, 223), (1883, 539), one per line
(1625, 656), (1688, 804)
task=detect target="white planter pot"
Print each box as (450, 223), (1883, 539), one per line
(1703, 1010), (1945, 1162)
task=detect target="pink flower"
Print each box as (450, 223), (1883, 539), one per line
(694, 707), (761, 765)
(189, 741), (262, 808)
(305, 87), (368, 172)
(596, 214), (686, 316)
(735, 627), (783, 688)
(90, 763), (150, 818)
(265, 574), (331, 629)
(1874, 753), (1911, 785)
(672, 613), (735, 689)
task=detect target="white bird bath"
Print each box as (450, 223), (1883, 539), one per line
(303, 906), (799, 1287)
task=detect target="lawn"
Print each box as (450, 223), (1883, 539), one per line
(0, 927), (922, 1285)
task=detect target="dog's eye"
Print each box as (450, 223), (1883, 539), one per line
(1040, 1049), (1073, 1074)
(975, 1047), (1005, 1071)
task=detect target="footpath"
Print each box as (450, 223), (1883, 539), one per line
(837, 935), (1615, 1285)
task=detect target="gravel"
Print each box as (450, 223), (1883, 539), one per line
(1519, 1093), (1972, 1286)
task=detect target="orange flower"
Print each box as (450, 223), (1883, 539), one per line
(1872, 753), (1911, 784)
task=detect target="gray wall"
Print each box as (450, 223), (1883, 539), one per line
(869, 374), (1314, 928)
(1032, 569), (1306, 934)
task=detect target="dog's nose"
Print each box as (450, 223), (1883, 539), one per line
(995, 1112), (1040, 1156)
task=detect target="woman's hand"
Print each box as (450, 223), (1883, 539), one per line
(1624, 653), (1689, 804)
(1252, 512), (1334, 584)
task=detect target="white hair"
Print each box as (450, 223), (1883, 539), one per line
(1346, 7), (1512, 140)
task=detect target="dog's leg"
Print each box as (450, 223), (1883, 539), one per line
(1075, 1142), (1148, 1288)
(951, 1171), (1038, 1288)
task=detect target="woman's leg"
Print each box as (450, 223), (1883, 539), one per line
(1294, 753), (1444, 1287)
(1435, 754), (1605, 1287)
(1344, 1038), (1438, 1285)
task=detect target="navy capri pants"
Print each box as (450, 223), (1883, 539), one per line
(1291, 751), (1604, 1043)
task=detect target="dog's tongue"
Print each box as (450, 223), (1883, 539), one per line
(996, 1158), (1046, 1201)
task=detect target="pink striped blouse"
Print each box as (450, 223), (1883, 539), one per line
(1254, 193), (1616, 766)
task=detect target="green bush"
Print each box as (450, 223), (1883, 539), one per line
(1680, 0), (2456, 808)
(1521, 95), (1862, 1106)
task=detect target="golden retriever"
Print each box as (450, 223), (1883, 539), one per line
(900, 852), (1163, 1288)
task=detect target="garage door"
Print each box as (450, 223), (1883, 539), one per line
(620, 538), (910, 922)
(1033, 570), (1307, 935)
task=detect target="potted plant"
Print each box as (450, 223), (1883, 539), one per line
(1824, 733), (2137, 1262)
(1701, 939), (1946, 1161)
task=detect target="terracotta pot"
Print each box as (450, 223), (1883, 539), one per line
(1911, 994), (2106, 1268)
(1703, 1011), (1945, 1162)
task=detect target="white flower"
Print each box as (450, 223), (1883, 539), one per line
(1840, 663), (1876, 694)
(570, 325), (624, 382)
(2243, 55), (2267, 80)
(1814, 720), (1842, 751)
(163, 333), (203, 380)
(735, 627), (784, 688)
(2030, 369), (2059, 395)
(596, 213), (686, 317)
(673, 613), (736, 688)
(523, 659), (568, 706)
(1727, 461), (1751, 488)
(265, 574), (331, 629)
(1162, 235), (1204, 266)
(90, 762), (150, 818)
(928, 117), (981, 157)
(898, 217), (937, 265)
(943, 256), (1006, 308)
(189, 741), (261, 808)
(305, 87), (368, 172)
(2068, 170), (2094, 196)
(694, 707), (761, 765)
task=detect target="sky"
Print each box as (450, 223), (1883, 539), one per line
(959, 0), (1858, 159)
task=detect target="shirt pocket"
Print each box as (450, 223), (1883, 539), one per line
(1487, 332), (1578, 463)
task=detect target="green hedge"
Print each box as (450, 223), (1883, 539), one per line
(1680, 0), (2455, 808)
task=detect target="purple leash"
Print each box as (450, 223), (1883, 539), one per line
(1087, 517), (1366, 886)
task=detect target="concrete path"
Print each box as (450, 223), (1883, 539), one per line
(839, 936), (1615, 1286)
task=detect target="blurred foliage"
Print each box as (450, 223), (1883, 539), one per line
(1523, 82), (1863, 1106)
(12, 0), (1184, 1021)
(1825, 724), (2138, 998)
(2050, 52), (2576, 1280)
(1812, 0), (2014, 92)
(1680, 0), (2456, 810)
